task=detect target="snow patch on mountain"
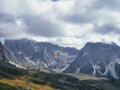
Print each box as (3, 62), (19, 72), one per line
(9, 61), (26, 69)
(18, 52), (22, 55)
(25, 57), (35, 65)
(76, 67), (81, 73)
(41, 61), (48, 68)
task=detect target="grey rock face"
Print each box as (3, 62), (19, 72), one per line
(65, 42), (120, 79)
(5, 39), (79, 71)
(0, 42), (13, 61)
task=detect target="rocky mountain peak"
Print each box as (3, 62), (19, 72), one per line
(65, 42), (120, 79)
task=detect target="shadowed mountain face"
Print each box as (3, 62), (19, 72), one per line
(65, 42), (120, 79)
(0, 42), (6, 61)
(0, 42), (12, 62)
(4, 39), (79, 71)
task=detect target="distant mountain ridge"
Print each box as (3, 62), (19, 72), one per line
(65, 42), (120, 79)
(4, 39), (79, 72)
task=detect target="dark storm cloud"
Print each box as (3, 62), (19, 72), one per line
(94, 24), (120, 35)
(22, 15), (64, 37)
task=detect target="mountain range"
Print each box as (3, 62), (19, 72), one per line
(1, 39), (120, 80)
(4, 39), (79, 72)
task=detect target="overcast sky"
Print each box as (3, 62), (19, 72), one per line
(0, 0), (120, 49)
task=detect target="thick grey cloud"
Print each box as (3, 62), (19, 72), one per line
(0, 0), (65, 39)
(94, 24), (120, 35)
(64, 12), (95, 24)
(52, 0), (60, 2)
(0, 13), (27, 39)
(0, 13), (64, 38)
(0, 0), (120, 48)
(91, 0), (120, 10)
(0, 23), (26, 39)
(64, 0), (120, 24)
(22, 15), (64, 38)
(0, 13), (15, 23)
(0, 13), (15, 38)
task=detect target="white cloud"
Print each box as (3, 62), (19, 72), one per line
(0, 0), (120, 49)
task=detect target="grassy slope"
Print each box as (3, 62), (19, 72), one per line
(0, 78), (54, 90)
(0, 60), (55, 90)
(71, 73), (120, 90)
(0, 60), (120, 90)
(30, 72), (120, 90)
(0, 71), (120, 90)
